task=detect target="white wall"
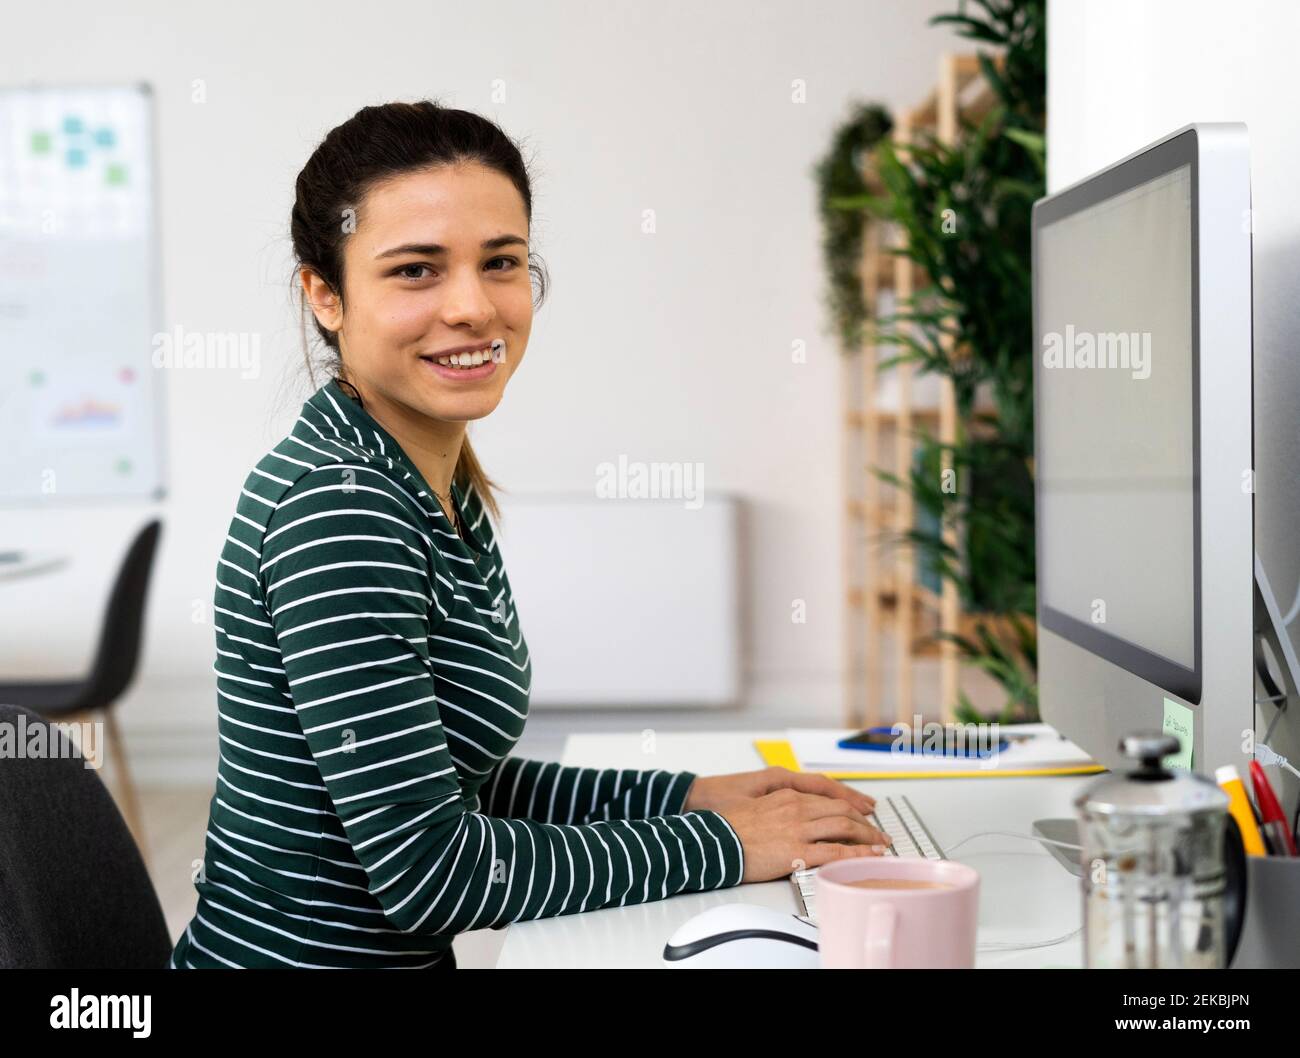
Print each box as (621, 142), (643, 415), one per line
(0, 0), (964, 780)
(1048, 0), (1300, 681)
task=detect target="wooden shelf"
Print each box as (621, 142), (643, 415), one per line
(847, 407), (945, 428)
(870, 406), (943, 423)
(870, 254), (928, 291)
(876, 577), (942, 610)
(908, 55), (1000, 132)
(842, 51), (1009, 730)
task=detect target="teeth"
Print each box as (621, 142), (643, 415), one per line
(430, 342), (504, 368)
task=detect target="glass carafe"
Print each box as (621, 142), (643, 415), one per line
(1076, 733), (1231, 968)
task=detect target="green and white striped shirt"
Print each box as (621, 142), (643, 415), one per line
(169, 379), (745, 968)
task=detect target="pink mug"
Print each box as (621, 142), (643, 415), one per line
(815, 857), (980, 969)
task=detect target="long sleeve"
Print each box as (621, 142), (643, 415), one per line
(259, 473), (745, 937)
(478, 757), (698, 825)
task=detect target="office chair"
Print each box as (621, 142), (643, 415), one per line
(0, 519), (161, 857)
(0, 702), (173, 968)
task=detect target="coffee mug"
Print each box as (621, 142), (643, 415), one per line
(815, 857), (980, 969)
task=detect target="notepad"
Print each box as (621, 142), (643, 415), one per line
(756, 723), (1104, 779)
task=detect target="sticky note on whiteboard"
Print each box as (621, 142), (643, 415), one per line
(1162, 697), (1194, 770)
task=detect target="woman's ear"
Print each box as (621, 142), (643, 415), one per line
(300, 267), (343, 335)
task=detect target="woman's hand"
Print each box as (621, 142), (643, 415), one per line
(682, 765), (876, 817)
(682, 766), (892, 883)
(713, 787), (893, 883)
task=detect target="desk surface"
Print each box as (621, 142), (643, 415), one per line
(0, 551), (68, 582)
(495, 730), (1093, 969)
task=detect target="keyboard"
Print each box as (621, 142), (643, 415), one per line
(791, 795), (945, 924)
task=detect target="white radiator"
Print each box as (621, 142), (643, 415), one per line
(492, 492), (739, 708)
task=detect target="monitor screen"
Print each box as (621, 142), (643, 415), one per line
(1034, 150), (1200, 701)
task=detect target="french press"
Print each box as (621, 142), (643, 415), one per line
(1075, 732), (1247, 968)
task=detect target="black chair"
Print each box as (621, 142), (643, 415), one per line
(0, 519), (162, 855)
(0, 702), (172, 968)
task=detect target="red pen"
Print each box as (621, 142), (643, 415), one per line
(1250, 759), (1297, 856)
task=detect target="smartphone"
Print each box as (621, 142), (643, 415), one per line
(837, 726), (1010, 757)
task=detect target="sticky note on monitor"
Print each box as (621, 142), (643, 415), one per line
(1162, 697), (1194, 770)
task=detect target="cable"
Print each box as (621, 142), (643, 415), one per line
(946, 828), (1083, 856)
(979, 927), (1084, 953)
(1255, 741), (1300, 782)
(944, 828), (1084, 953)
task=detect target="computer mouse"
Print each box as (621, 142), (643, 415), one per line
(662, 903), (820, 969)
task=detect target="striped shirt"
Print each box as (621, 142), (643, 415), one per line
(168, 379), (745, 968)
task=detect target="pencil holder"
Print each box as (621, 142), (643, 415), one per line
(1229, 854), (1300, 968)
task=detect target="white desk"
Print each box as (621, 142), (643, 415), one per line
(495, 730), (1094, 968)
(0, 551), (68, 582)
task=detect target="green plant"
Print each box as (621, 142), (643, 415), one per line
(860, 0), (1046, 724)
(815, 103), (894, 351)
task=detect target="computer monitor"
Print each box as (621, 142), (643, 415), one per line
(1032, 124), (1254, 776)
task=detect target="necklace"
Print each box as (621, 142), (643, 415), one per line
(432, 485), (464, 540)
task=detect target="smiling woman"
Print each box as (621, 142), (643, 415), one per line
(168, 100), (884, 970)
(289, 103), (548, 524)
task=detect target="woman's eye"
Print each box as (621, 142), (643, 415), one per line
(395, 259), (517, 280)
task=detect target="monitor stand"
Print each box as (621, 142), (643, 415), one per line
(1030, 818), (1084, 876)
(1254, 553), (1300, 732)
(1032, 555), (1297, 882)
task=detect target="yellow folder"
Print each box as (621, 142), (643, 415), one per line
(753, 738), (1106, 780)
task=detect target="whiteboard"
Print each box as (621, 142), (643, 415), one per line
(0, 83), (163, 502)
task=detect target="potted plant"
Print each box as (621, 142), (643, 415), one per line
(827, 0), (1047, 723)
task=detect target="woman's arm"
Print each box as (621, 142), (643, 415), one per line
(261, 473), (743, 936)
(477, 757), (699, 825)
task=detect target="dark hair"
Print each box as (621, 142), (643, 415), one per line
(290, 99), (549, 521)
